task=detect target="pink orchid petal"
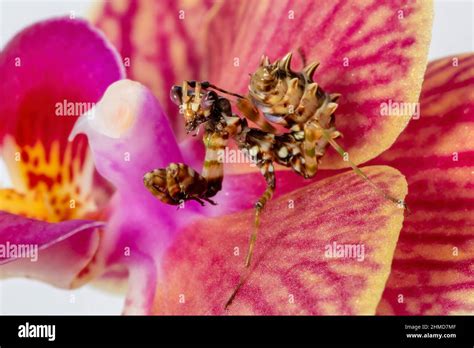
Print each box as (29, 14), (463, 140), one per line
(178, 137), (206, 171)
(0, 17), (125, 157)
(91, 0), (215, 138)
(373, 54), (474, 315)
(204, 0), (433, 169)
(0, 211), (103, 288)
(0, 18), (125, 220)
(153, 166), (407, 315)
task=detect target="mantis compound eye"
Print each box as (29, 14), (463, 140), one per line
(170, 85), (183, 105)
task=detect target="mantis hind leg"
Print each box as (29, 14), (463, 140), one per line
(245, 161), (275, 267)
(225, 161), (275, 309)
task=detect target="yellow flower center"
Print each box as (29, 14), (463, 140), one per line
(0, 136), (96, 222)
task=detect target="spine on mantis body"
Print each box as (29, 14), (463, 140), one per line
(248, 52), (341, 130)
(245, 52), (342, 178)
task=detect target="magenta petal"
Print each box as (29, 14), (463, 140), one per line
(0, 17), (125, 216)
(0, 17), (125, 153)
(0, 211), (103, 287)
(178, 137), (206, 171)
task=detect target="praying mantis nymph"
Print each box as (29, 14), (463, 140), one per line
(143, 52), (407, 309)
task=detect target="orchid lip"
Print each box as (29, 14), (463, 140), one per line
(68, 112), (89, 142)
(69, 79), (145, 141)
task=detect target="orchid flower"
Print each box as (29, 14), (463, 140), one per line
(1, 1), (472, 316)
(0, 18), (124, 286)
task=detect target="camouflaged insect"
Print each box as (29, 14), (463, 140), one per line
(143, 52), (404, 308)
(143, 53), (341, 205)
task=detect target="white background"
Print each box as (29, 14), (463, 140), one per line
(0, 0), (473, 314)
